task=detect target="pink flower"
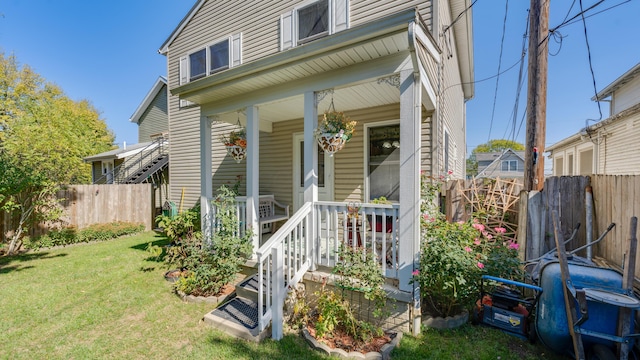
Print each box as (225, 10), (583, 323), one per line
(508, 242), (519, 250)
(472, 223), (485, 232)
(486, 234), (493, 240)
(494, 227), (507, 234)
(464, 246), (472, 252)
(412, 270), (420, 276)
(477, 262), (485, 269)
(474, 238), (481, 246)
(447, 170), (453, 175)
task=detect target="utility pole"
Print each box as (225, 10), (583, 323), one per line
(524, 0), (549, 191)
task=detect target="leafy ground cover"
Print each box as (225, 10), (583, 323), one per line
(0, 232), (567, 359)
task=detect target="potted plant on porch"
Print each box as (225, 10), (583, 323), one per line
(314, 111), (357, 156)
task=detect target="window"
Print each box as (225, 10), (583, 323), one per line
(554, 157), (564, 176)
(298, 0), (329, 43)
(179, 34), (241, 87)
(501, 160), (518, 172)
(280, 0), (349, 50)
(367, 124), (400, 202)
(189, 48), (207, 81)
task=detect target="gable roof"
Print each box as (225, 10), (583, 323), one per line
(476, 149), (524, 177)
(130, 76), (167, 124)
(593, 62), (640, 101)
(158, 0), (204, 55)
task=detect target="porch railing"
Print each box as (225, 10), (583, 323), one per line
(255, 201), (313, 340)
(313, 201), (400, 279)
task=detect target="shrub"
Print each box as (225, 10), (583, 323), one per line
(24, 222), (144, 249)
(171, 185), (253, 297)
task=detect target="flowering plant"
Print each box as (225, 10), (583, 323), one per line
(413, 172), (524, 318)
(220, 128), (247, 149)
(313, 111), (357, 143)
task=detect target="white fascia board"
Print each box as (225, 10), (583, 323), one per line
(130, 76), (167, 123)
(158, 0), (206, 55)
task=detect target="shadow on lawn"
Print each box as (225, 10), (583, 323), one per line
(206, 332), (329, 360)
(0, 252), (68, 274)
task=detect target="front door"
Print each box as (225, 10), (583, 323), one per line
(293, 133), (333, 210)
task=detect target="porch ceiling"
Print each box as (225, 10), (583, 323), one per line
(173, 9), (427, 127)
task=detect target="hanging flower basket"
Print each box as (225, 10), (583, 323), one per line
(220, 128), (247, 163)
(314, 111), (356, 156)
(225, 145), (246, 163)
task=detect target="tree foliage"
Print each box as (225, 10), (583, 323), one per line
(0, 53), (115, 254)
(471, 139), (524, 154)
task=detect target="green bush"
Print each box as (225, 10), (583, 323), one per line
(170, 185), (253, 297)
(25, 222), (144, 249)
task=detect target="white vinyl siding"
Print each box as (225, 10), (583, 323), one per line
(611, 76), (640, 115)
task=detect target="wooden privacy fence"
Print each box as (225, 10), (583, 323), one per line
(1, 184), (153, 242)
(590, 175), (640, 275)
(520, 175), (640, 283)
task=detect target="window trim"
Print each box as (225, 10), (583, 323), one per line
(501, 159), (518, 172)
(281, 0), (349, 51)
(296, 0), (330, 45)
(364, 119), (400, 203)
(186, 37), (231, 82)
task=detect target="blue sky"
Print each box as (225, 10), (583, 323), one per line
(1, 0), (639, 157)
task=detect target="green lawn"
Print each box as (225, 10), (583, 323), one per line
(0, 232), (567, 359)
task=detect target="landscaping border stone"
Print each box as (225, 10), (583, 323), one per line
(301, 328), (401, 360)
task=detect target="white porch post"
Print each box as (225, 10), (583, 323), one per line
(246, 105), (260, 252)
(200, 115), (213, 244)
(399, 69), (422, 334)
(303, 91), (318, 270)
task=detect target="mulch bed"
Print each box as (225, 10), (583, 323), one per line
(305, 321), (393, 354)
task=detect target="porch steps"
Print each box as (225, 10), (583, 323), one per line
(203, 273), (270, 342)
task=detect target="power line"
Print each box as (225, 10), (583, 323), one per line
(579, 0), (603, 123)
(487, 0), (510, 143)
(503, 10), (530, 143)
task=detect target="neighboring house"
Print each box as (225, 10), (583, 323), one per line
(475, 149), (525, 178)
(159, 0), (473, 339)
(547, 62), (640, 176)
(84, 76), (170, 213)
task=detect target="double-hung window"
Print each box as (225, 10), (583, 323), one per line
(501, 160), (518, 172)
(179, 34), (241, 107)
(180, 34), (241, 85)
(281, 0), (349, 50)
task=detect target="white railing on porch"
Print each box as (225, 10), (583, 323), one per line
(255, 201), (313, 340)
(313, 201), (400, 279)
(206, 198), (400, 339)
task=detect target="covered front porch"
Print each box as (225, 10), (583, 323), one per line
(173, 9), (441, 338)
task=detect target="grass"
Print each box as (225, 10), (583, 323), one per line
(0, 232), (568, 359)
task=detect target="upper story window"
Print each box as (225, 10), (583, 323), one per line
(180, 34), (241, 86)
(281, 0), (349, 51)
(298, 0), (329, 43)
(501, 160), (518, 172)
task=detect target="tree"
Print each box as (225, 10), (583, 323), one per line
(0, 53), (115, 254)
(472, 139), (524, 154)
(466, 139), (524, 178)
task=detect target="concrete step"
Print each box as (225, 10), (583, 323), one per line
(203, 297), (270, 342)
